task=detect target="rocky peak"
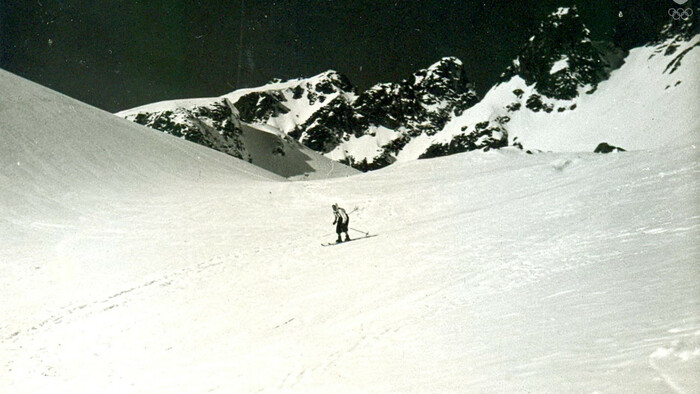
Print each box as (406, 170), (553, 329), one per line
(281, 57), (481, 170)
(502, 5), (610, 100)
(410, 56), (472, 97)
(352, 82), (415, 130)
(311, 70), (356, 95)
(354, 58), (478, 132)
(232, 70), (356, 125)
(127, 99), (246, 160)
(292, 95), (358, 153)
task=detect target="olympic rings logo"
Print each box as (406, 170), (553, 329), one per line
(668, 8), (693, 21)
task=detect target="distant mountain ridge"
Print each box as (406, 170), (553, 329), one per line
(116, 6), (699, 171)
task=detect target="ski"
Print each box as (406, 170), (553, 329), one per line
(321, 234), (378, 247)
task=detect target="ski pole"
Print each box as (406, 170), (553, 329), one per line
(350, 227), (369, 236)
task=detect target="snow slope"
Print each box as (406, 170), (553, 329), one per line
(238, 123), (358, 180)
(0, 68), (282, 332)
(2, 69), (699, 392)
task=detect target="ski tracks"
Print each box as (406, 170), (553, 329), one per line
(1, 251), (249, 386)
(2, 229), (314, 389)
(4, 252), (246, 343)
(278, 324), (405, 391)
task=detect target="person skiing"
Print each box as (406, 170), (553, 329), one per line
(332, 203), (350, 243)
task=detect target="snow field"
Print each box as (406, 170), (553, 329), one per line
(3, 142), (699, 392)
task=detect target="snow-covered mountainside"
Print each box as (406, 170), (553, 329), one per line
(117, 6), (698, 170)
(415, 7), (700, 155)
(117, 72), (359, 178)
(117, 71), (357, 137)
(501, 6), (618, 101)
(305, 57), (482, 170)
(117, 57), (482, 171)
(2, 67), (699, 392)
(122, 97), (247, 159)
(396, 6), (624, 161)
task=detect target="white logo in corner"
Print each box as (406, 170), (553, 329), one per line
(669, 8), (693, 20)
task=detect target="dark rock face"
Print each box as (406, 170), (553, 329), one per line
(268, 57), (486, 171)
(314, 71), (355, 94)
(501, 6), (615, 100)
(353, 83), (414, 130)
(234, 91), (290, 124)
(594, 142), (626, 153)
(294, 96), (359, 153)
(355, 57), (480, 136)
(130, 99), (246, 160)
(419, 126), (508, 159)
(289, 57), (482, 170)
(340, 151), (397, 172)
(232, 71), (356, 125)
(419, 116), (511, 160)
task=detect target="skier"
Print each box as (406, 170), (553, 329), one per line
(332, 203), (351, 243)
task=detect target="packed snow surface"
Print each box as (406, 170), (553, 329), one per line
(2, 69), (699, 392)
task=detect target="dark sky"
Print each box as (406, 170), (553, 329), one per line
(0, 0), (674, 112)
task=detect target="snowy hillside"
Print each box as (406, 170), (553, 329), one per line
(2, 68), (699, 392)
(0, 67), (280, 345)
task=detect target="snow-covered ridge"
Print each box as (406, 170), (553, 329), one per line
(118, 70), (356, 134)
(435, 33), (700, 154)
(117, 56), (481, 171)
(114, 71), (360, 179)
(399, 10), (699, 158)
(117, 70), (351, 118)
(116, 7), (699, 171)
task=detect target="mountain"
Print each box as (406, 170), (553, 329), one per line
(118, 70), (356, 136)
(116, 6), (698, 168)
(500, 6), (615, 101)
(325, 56), (483, 170)
(117, 57), (483, 171)
(116, 75), (359, 180)
(433, 8), (699, 154)
(124, 98), (247, 159)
